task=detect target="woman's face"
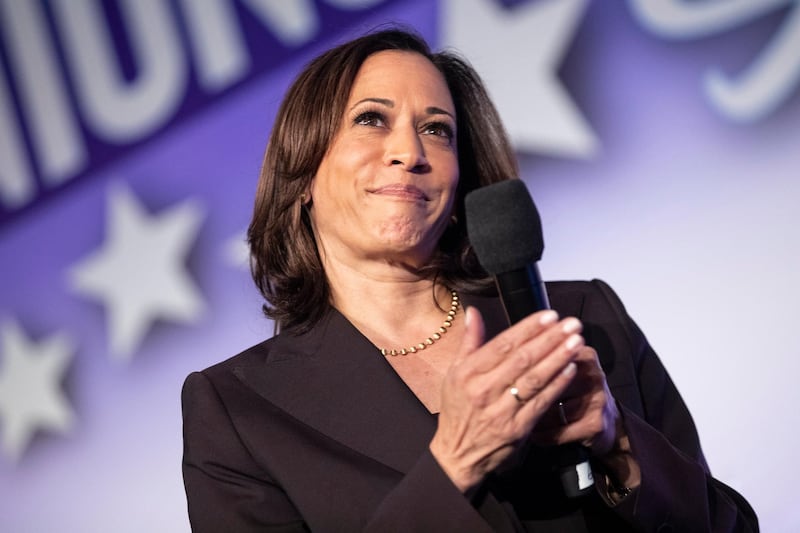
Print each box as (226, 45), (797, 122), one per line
(309, 50), (459, 268)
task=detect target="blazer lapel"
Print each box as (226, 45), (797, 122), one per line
(233, 308), (437, 475)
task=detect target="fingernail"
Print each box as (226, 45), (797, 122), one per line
(539, 310), (558, 325)
(465, 306), (473, 327)
(564, 334), (582, 350)
(562, 362), (577, 377)
(562, 317), (581, 334)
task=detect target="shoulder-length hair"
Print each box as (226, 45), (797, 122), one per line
(248, 28), (518, 333)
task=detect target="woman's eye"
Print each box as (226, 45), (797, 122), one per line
(422, 122), (454, 140)
(354, 111), (385, 127)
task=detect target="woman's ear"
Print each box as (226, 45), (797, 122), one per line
(301, 179), (316, 207)
(299, 187), (313, 207)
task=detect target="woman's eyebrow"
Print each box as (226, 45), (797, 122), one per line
(350, 98), (454, 119)
(426, 106), (454, 119)
(350, 97), (393, 110)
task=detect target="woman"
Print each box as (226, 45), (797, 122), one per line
(181, 29), (757, 531)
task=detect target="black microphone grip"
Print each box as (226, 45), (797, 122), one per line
(495, 265), (594, 499)
(494, 265), (550, 320)
(465, 179), (595, 499)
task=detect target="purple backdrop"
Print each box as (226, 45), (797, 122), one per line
(1, 1), (797, 531)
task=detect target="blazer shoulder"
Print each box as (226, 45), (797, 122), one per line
(191, 335), (278, 383)
(187, 316), (331, 396)
(545, 278), (628, 319)
(545, 278), (618, 299)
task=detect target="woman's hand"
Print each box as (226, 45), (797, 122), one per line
(429, 306), (584, 493)
(530, 345), (619, 456)
(530, 344), (642, 494)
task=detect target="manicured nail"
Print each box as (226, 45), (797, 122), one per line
(465, 306), (473, 327)
(562, 317), (581, 334)
(564, 334), (582, 350)
(539, 310), (558, 325)
(562, 362), (577, 377)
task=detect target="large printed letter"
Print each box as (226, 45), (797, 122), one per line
(0, 0), (86, 193)
(0, 59), (33, 208)
(179, 0), (250, 91)
(52, 0), (187, 142)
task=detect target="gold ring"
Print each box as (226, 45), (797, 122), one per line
(509, 385), (526, 405)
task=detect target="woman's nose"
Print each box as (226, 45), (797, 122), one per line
(384, 126), (430, 172)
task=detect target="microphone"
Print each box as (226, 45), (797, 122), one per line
(465, 179), (594, 499)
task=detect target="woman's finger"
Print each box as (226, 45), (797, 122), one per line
(535, 395), (585, 431)
(527, 347), (620, 454)
(487, 317), (584, 403)
(455, 309), (560, 373)
(510, 358), (578, 437)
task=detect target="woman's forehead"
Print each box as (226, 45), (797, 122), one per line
(345, 50), (454, 112)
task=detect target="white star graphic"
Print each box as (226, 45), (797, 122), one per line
(0, 320), (75, 463)
(441, 0), (597, 158)
(70, 182), (206, 361)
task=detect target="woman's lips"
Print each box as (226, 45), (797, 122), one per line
(369, 184), (429, 201)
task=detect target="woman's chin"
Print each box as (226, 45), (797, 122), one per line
(372, 228), (433, 253)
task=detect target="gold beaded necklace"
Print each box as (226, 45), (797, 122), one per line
(379, 289), (460, 356)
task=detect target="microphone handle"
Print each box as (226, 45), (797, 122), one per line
(494, 266), (595, 498)
(494, 265), (550, 320)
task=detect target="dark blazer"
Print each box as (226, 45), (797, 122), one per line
(182, 280), (758, 532)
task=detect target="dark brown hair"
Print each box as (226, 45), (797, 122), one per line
(247, 28), (518, 333)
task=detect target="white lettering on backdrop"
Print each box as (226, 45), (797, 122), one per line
(628, 0), (800, 122)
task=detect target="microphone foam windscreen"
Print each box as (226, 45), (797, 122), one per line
(465, 179), (544, 274)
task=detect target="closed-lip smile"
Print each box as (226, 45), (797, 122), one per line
(368, 184), (429, 201)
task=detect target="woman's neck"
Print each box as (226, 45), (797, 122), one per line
(322, 254), (454, 351)
(321, 251), (464, 414)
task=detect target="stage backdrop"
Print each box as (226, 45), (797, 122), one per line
(1, 0), (797, 531)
